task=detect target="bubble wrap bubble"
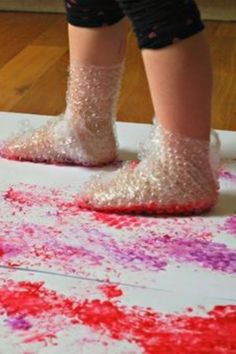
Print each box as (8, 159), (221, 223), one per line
(0, 61), (124, 166)
(78, 121), (220, 215)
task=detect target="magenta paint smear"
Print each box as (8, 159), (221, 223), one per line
(6, 316), (32, 331)
(222, 216), (236, 236)
(102, 233), (236, 273)
(220, 170), (236, 184)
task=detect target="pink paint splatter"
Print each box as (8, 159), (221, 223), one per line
(3, 185), (75, 211)
(33, 242), (104, 266)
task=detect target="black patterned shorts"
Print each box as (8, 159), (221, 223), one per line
(65, 0), (204, 49)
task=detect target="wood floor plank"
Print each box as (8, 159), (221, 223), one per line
(31, 16), (68, 47)
(204, 20), (220, 39)
(0, 12), (61, 68)
(12, 53), (68, 115)
(211, 35), (236, 130)
(0, 45), (67, 111)
(0, 13), (235, 131)
(216, 21), (236, 37)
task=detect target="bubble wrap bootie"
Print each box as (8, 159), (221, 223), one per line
(77, 120), (220, 215)
(0, 61), (124, 166)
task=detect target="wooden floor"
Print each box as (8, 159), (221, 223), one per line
(0, 12), (235, 130)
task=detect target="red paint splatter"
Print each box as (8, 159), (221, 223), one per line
(98, 284), (123, 299)
(24, 332), (57, 345)
(3, 185), (73, 210)
(92, 212), (155, 230)
(0, 281), (236, 353)
(4, 187), (48, 207)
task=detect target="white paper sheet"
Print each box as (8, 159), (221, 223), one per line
(0, 112), (235, 353)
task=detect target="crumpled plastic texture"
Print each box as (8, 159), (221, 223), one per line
(0, 61), (124, 166)
(78, 119), (220, 215)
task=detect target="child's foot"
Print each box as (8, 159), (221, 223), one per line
(77, 121), (220, 215)
(0, 113), (118, 166)
(0, 62), (124, 166)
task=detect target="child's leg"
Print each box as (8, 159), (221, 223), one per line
(118, 0), (211, 140)
(79, 0), (220, 215)
(142, 31), (212, 140)
(0, 1), (129, 166)
(68, 19), (129, 66)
